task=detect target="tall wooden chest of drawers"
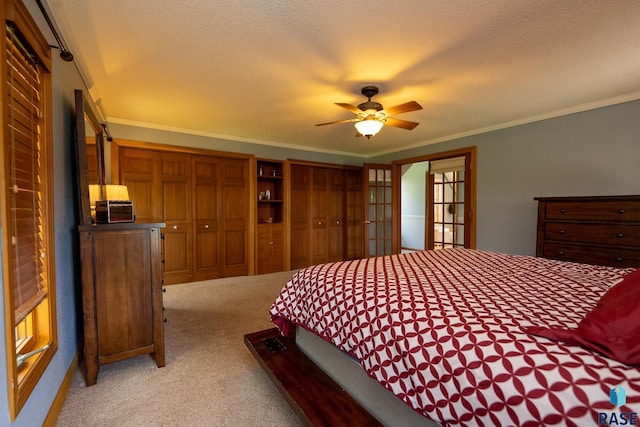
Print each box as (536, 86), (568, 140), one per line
(535, 195), (640, 268)
(79, 222), (166, 385)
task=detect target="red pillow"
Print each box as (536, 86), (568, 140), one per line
(526, 268), (640, 365)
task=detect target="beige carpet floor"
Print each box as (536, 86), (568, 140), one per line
(56, 270), (305, 427)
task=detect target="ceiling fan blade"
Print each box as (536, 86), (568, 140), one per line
(315, 118), (358, 126)
(383, 101), (422, 116)
(335, 102), (363, 114)
(384, 117), (419, 130)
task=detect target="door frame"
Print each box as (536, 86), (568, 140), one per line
(391, 146), (477, 254)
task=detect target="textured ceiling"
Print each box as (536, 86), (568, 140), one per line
(47, 0), (640, 157)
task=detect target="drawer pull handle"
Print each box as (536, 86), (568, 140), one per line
(559, 230), (566, 234)
(617, 233), (624, 238)
(618, 209), (625, 214)
(559, 209), (567, 214)
(615, 257), (623, 262)
(558, 251), (565, 256)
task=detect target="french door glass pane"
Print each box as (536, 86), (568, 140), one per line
(432, 168), (465, 250)
(366, 166), (392, 257)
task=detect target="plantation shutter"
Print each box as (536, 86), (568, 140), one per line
(6, 24), (48, 324)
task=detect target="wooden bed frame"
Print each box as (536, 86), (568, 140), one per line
(245, 195), (640, 426)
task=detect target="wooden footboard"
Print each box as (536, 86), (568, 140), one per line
(244, 328), (382, 427)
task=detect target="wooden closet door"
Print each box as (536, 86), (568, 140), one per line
(221, 158), (249, 277)
(160, 152), (192, 284)
(290, 164), (311, 269)
(119, 148), (161, 222)
(192, 155), (220, 281)
(328, 169), (345, 262)
(311, 167), (329, 265)
(345, 169), (364, 260)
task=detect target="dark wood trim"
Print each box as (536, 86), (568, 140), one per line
(244, 328), (382, 427)
(74, 89), (92, 225)
(112, 138), (254, 159)
(391, 146), (477, 252)
(43, 350), (80, 427)
(287, 158), (362, 171)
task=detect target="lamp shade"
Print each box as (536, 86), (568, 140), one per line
(354, 119), (384, 138)
(104, 185), (130, 201)
(89, 184), (130, 206)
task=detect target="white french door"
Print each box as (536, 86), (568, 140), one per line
(427, 156), (470, 249)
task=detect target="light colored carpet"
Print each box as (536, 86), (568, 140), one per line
(56, 270), (305, 427)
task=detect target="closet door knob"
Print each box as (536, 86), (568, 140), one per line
(616, 233), (624, 238)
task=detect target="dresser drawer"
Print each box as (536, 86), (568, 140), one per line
(544, 201), (640, 222)
(544, 222), (640, 246)
(542, 242), (640, 268)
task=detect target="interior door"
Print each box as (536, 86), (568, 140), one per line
(345, 169), (364, 260)
(310, 167), (329, 265)
(192, 155), (220, 281)
(427, 156), (470, 249)
(290, 164), (311, 269)
(220, 157), (249, 277)
(160, 152), (193, 284)
(363, 164), (393, 257)
(328, 169), (345, 262)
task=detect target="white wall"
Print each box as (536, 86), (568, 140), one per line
(401, 162), (429, 250)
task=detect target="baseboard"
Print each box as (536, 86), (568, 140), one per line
(42, 349), (80, 427)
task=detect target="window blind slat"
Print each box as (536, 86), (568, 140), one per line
(6, 26), (47, 324)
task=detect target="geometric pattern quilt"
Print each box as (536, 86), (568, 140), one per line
(270, 249), (640, 426)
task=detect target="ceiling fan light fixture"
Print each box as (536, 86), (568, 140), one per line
(355, 119), (384, 139)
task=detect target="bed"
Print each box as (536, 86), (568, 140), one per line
(254, 196), (640, 426)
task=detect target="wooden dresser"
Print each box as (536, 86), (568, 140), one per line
(535, 195), (640, 268)
(79, 222), (166, 385)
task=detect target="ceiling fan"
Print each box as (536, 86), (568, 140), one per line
(315, 86), (422, 139)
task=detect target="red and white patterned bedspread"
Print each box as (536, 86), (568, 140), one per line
(269, 249), (640, 426)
